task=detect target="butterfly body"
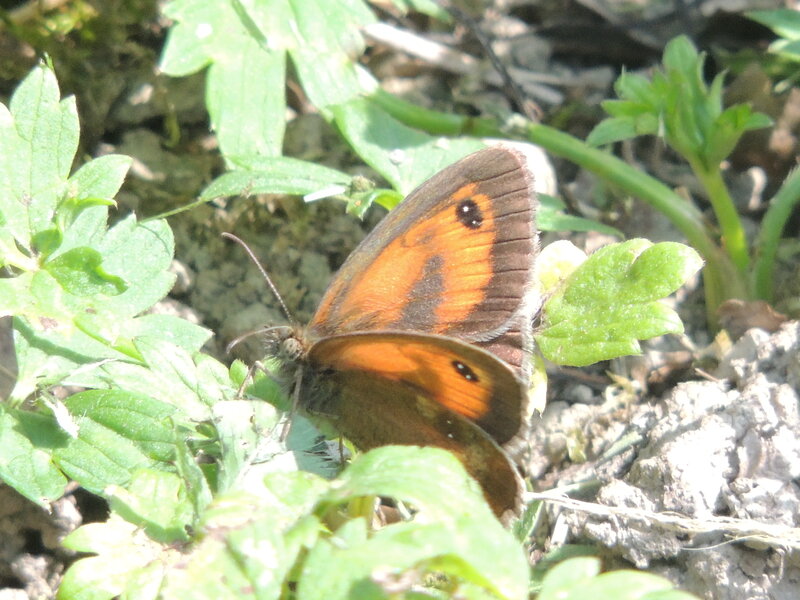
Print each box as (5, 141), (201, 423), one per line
(274, 145), (539, 520)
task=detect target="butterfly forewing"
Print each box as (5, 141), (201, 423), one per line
(308, 146), (538, 349)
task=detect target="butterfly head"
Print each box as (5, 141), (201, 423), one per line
(261, 324), (309, 364)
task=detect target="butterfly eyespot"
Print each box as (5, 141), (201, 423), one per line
(452, 360), (479, 382)
(455, 198), (483, 229)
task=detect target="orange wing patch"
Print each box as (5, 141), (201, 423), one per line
(311, 185), (498, 335)
(307, 332), (524, 444)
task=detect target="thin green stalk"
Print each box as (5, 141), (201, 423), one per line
(525, 123), (746, 318)
(691, 163), (751, 275)
(371, 89), (501, 137)
(752, 166), (800, 301)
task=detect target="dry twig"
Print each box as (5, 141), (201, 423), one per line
(527, 491), (800, 552)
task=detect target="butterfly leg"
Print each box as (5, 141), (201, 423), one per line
(279, 365), (304, 442)
(234, 360), (263, 399)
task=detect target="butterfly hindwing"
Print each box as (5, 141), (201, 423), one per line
(300, 364), (523, 519)
(307, 332), (525, 445)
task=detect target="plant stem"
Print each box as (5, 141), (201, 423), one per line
(524, 123), (746, 320)
(752, 167), (800, 301)
(371, 89), (500, 137)
(691, 163), (751, 275)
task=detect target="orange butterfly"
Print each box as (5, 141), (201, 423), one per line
(264, 145), (539, 520)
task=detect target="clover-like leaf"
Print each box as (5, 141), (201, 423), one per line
(537, 240), (703, 366)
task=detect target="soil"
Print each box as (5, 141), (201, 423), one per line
(0, 1), (797, 599)
(528, 322), (800, 599)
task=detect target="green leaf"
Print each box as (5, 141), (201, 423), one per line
(571, 564), (698, 600)
(200, 156), (351, 200)
(323, 446), (491, 520)
(291, 50), (376, 111)
(133, 337), (222, 418)
(44, 247), (128, 297)
(31, 227), (63, 257)
(118, 313), (212, 355)
(9, 213), (175, 399)
(332, 97), (485, 194)
(51, 413), (155, 494)
(58, 342), (228, 425)
(64, 389), (177, 462)
(62, 216), (173, 342)
(0, 405), (68, 505)
(222, 513), (318, 599)
(174, 434), (213, 518)
(311, 447), (529, 599)
(212, 398), (284, 494)
(537, 240), (703, 366)
(585, 116), (640, 146)
(206, 44), (286, 161)
(286, 0), (375, 52)
(10, 316), (123, 403)
(302, 517), (529, 599)
(67, 154), (131, 201)
(3, 62), (79, 243)
(87, 217), (175, 316)
(160, 1), (254, 76)
(59, 517), (167, 600)
(588, 35), (770, 168)
(706, 104), (773, 165)
(613, 71), (659, 107)
(771, 38), (800, 59)
(54, 204), (108, 255)
(537, 556), (697, 599)
(158, 476), (326, 599)
(539, 557), (600, 600)
(0, 88), (176, 395)
(161, 0), (377, 162)
(748, 9), (800, 40)
(107, 468), (194, 543)
(48, 389), (178, 494)
(162, 1), (290, 159)
(662, 35), (698, 72)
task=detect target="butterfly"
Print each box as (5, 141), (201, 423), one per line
(262, 145), (539, 520)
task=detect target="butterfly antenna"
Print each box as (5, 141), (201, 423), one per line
(225, 325), (288, 354)
(222, 232), (296, 325)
